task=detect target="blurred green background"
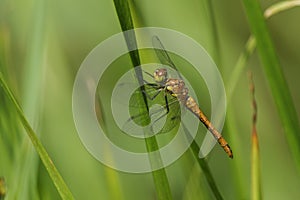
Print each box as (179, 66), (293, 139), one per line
(1, 0), (300, 199)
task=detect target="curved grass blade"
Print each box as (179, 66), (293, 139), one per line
(227, 1), (300, 102)
(226, 36), (256, 103)
(225, 3), (300, 196)
(0, 73), (74, 199)
(242, 0), (300, 172)
(264, 1), (300, 18)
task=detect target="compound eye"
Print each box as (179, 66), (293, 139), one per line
(153, 68), (167, 83)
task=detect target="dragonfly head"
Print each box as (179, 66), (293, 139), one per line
(154, 68), (167, 83)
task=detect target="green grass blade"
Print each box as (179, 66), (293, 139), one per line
(203, 0), (221, 66)
(145, 135), (173, 200)
(190, 141), (224, 200)
(249, 73), (262, 200)
(113, 1), (172, 199)
(0, 177), (6, 200)
(0, 74), (74, 200)
(225, 2), (300, 198)
(182, 123), (224, 200)
(226, 35), (256, 102)
(113, 0), (143, 83)
(113, 0), (147, 110)
(17, 1), (46, 198)
(251, 132), (262, 200)
(264, 1), (300, 18)
(242, 0), (300, 172)
(227, 1), (300, 102)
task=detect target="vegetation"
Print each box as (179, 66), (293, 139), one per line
(0, 0), (299, 199)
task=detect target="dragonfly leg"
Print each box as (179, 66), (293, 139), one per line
(142, 89), (162, 100)
(142, 70), (154, 78)
(149, 88), (170, 115)
(126, 84), (180, 133)
(147, 89), (170, 119)
(164, 90), (170, 113)
(140, 83), (164, 101)
(148, 89), (172, 130)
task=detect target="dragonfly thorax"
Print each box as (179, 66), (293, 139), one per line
(154, 68), (168, 83)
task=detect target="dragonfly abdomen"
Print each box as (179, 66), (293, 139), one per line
(185, 96), (213, 130)
(185, 96), (233, 158)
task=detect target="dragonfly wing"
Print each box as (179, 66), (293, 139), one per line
(152, 35), (183, 80)
(115, 83), (163, 108)
(123, 88), (182, 135)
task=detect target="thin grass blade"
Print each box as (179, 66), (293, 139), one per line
(0, 73), (74, 200)
(242, 0), (300, 172)
(113, 0), (172, 199)
(248, 72), (262, 200)
(183, 123), (224, 200)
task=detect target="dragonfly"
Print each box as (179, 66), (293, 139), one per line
(126, 36), (233, 158)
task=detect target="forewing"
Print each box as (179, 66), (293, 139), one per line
(152, 35), (183, 80)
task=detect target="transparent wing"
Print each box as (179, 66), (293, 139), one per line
(152, 35), (183, 80)
(123, 84), (182, 134)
